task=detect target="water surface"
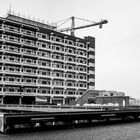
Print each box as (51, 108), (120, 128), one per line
(1, 122), (140, 140)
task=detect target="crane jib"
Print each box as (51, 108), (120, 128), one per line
(59, 20), (108, 32)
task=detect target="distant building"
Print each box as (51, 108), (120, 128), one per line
(88, 90), (125, 97)
(0, 13), (95, 105)
(75, 90), (127, 106)
(90, 96), (129, 107)
(129, 97), (140, 105)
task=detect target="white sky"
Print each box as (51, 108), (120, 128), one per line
(0, 0), (140, 98)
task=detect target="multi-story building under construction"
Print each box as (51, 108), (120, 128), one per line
(0, 14), (95, 105)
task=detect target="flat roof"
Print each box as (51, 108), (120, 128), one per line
(6, 13), (56, 30)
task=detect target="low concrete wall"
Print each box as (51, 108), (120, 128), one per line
(96, 96), (129, 107)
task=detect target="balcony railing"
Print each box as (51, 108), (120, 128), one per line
(1, 24), (37, 38)
(21, 48), (37, 57)
(21, 29), (36, 37)
(2, 80), (21, 85)
(3, 35), (20, 43)
(21, 38), (36, 46)
(21, 71), (37, 76)
(2, 24), (20, 33)
(2, 45), (20, 54)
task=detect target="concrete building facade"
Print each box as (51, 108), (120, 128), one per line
(0, 14), (95, 105)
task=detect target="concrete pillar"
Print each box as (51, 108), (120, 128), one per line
(123, 100), (125, 107)
(1, 86), (3, 92)
(63, 97), (66, 105)
(1, 75), (3, 82)
(50, 96), (53, 104)
(36, 88), (39, 94)
(19, 97), (22, 105)
(1, 65), (3, 71)
(1, 97), (4, 104)
(1, 87), (4, 104)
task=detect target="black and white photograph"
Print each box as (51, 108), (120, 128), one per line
(0, 0), (140, 139)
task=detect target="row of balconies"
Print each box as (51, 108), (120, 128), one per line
(52, 45), (87, 57)
(0, 48), (88, 62)
(21, 38), (36, 46)
(0, 64), (87, 75)
(0, 86), (84, 92)
(0, 75), (87, 84)
(0, 43), (87, 59)
(0, 34), (37, 47)
(52, 63), (87, 72)
(38, 90), (84, 96)
(0, 86), (85, 95)
(0, 43), (88, 58)
(0, 54), (88, 66)
(0, 64), (87, 73)
(50, 36), (87, 49)
(0, 76), (87, 88)
(0, 24), (19, 32)
(0, 66), (87, 80)
(1, 24), (36, 37)
(0, 24), (88, 49)
(34, 32), (87, 49)
(38, 42), (88, 55)
(0, 57), (88, 73)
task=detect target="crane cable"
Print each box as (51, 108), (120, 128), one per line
(55, 16), (97, 29)
(74, 17), (97, 24)
(54, 17), (71, 28)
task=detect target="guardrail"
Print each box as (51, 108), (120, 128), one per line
(0, 104), (140, 112)
(0, 104), (92, 110)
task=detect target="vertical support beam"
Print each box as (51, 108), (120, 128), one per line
(50, 96), (53, 104)
(1, 96), (4, 105)
(1, 75), (3, 82)
(19, 96), (22, 105)
(1, 86), (3, 93)
(71, 16), (75, 36)
(1, 86), (4, 104)
(63, 97), (65, 105)
(1, 64), (3, 71)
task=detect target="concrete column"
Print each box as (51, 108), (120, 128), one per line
(50, 96), (53, 104)
(63, 97), (66, 105)
(19, 97), (22, 105)
(20, 76), (23, 84)
(1, 75), (3, 82)
(1, 97), (4, 105)
(36, 78), (39, 85)
(20, 66), (22, 75)
(1, 65), (3, 71)
(1, 86), (3, 92)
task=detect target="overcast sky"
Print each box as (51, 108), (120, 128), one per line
(1, 0), (140, 98)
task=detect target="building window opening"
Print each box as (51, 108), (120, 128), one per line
(56, 46), (60, 50)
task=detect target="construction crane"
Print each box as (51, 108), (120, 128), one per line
(55, 16), (108, 36)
